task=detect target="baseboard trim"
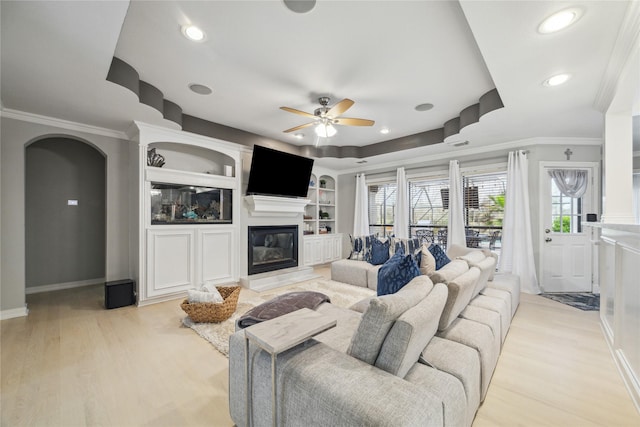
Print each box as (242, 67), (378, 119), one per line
(25, 278), (105, 295)
(1, 306), (29, 320)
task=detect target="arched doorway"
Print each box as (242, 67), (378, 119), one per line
(25, 137), (106, 293)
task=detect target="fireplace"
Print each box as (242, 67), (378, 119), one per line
(248, 225), (298, 275)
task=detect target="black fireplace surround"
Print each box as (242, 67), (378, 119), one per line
(248, 225), (298, 275)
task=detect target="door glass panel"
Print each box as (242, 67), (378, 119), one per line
(550, 180), (582, 233)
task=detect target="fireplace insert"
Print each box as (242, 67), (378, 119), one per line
(248, 225), (298, 275)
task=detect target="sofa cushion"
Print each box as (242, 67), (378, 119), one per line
(470, 256), (496, 297)
(369, 237), (391, 265)
(438, 266), (481, 331)
(419, 243), (437, 276)
(489, 273), (520, 316)
(428, 259), (469, 284)
(428, 243), (451, 269)
(376, 249), (421, 297)
(375, 282), (448, 378)
(458, 250), (486, 264)
(420, 336), (481, 427)
(347, 276), (432, 365)
(331, 259), (369, 288)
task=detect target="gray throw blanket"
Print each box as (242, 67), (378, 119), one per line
(236, 291), (330, 329)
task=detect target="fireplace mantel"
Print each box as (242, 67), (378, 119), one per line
(244, 195), (310, 217)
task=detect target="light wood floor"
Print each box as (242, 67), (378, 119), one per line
(2, 267), (639, 427)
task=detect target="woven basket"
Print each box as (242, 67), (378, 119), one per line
(181, 285), (241, 323)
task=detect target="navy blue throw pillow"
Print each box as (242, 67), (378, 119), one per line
(369, 238), (390, 265)
(377, 249), (421, 296)
(428, 244), (451, 270)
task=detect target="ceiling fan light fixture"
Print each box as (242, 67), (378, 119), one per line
(315, 122), (337, 138)
(182, 25), (205, 42)
(538, 8), (582, 34)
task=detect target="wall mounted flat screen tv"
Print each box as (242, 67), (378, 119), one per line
(246, 145), (314, 198)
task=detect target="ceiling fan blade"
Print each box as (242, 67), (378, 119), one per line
(334, 117), (375, 127)
(283, 122), (316, 133)
(280, 106), (316, 119)
(327, 98), (354, 117)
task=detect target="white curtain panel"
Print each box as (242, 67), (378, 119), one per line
(499, 151), (541, 294)
(393, 167), (409, 239)
(353, 173), (370, 236)
(633, 173), (640, 223)
(447, 160), (466, 249)
(548, 169), (588, 198)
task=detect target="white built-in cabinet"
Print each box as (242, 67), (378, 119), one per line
(129, 122), (242, 305)
(591, 223), (640, 410)
(303, 171), (342, 266)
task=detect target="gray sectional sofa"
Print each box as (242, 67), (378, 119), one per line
(228, 243), (520, 426)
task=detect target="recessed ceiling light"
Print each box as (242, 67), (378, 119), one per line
(538, 8), (582, 34)
(283, 0), (316, 14)
(182, 25), (205, 42)
(543, 73), (571, 87)
(293, 133), (304, 139)
(415, 103), (434, 112)
(188, 83), (212, 95)
(380, 127), (390, 134)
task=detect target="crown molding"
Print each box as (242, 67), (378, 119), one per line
(594, 0), (640, 111)
(340, 137), (603, 175)
(0, 108), (128, 140)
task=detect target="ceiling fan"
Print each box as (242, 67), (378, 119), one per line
(280, 97), (375, 137)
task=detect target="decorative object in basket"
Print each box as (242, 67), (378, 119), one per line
(181, 286), (240, 323)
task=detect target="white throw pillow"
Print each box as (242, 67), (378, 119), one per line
(188, 289), (223, 304)
(420, 243), (437, 276)
(189, 281), (224, 303)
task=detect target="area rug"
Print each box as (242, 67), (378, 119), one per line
(181, 279), (375, 357)
(540, 292), (600, 311)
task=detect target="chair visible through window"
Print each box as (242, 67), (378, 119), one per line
(465, 229), (480, 248)
(489, 230), (501, 250)
(415, 229), (434, 245)
(437, 228), (448, 250)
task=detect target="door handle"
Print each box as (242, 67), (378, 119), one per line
(545, 229), (551, 233)
(545, 237), (552, 242)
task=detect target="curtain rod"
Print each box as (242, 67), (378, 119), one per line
(353, 149), (531, 178)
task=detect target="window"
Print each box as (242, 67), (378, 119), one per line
(367, 169), (506, 247)
(409, 176), (449, 229)
(408, 172), (506, 230)
(550, 179), (583, 233)
(368, 182), (396, 237)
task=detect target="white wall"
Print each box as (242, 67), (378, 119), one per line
(1, 117), (130, 316)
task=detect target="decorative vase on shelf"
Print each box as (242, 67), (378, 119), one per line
(319, 180), (326, 188)
(147, 148), (165, 167)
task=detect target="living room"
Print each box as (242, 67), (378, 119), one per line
(2, 1), (640, 425)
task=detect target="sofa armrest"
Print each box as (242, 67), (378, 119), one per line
(229, 330), (444, 427)
(285, 343), (445, 426)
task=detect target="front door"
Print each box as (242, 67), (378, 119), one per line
(539, 163), (598, 293)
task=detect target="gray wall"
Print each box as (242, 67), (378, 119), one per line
(25, 138), (106, 287)
(336, 140), (603, 277)
(1, 117), (130, 314)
